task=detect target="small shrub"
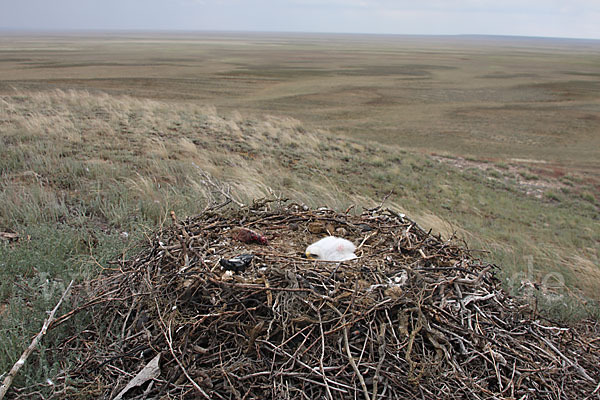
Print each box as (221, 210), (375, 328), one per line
(520, 171), (539, 181)
(581, 192), (596, 203)
(487, 169), (503, 179)
(545, 191), (562, 202)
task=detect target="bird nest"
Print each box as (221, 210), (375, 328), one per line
(52, 200), (599, 399)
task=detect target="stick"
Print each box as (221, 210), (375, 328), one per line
(372, 322), (386, 400)
(367, 191), (393, 212)
(196, 169), (245, 208)
(154, 298), (210, 399)
(317, 310), (334, 400)
(592, 379), (600, 395)
(538, 336), (596, 384)
(342, 317), (371, 400)
(0, 280), (74, 400)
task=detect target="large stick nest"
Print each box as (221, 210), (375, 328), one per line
(55, 201), (599, 399)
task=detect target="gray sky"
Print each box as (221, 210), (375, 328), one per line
(1, 0), (599, 39)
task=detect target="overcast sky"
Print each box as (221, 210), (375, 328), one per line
(1, 0), (599, 39)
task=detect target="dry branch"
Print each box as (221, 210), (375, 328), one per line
(0, 280), (73, 400)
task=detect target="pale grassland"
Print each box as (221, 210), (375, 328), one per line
(2, 33), (599, 170)
(0, 90), (599, 390)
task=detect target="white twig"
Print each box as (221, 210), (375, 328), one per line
(539, 336), (595, 384)
(196, 168), (245, 208)
(342, 317), (371, 400)
(318, 310), (334, 400)
(0, 280), (74, 400)
(154, 298), (210, 399)
(592, 379), (600, 395)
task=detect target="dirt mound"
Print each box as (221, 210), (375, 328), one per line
(55, 201), (599, 399)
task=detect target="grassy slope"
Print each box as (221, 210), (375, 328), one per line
(2, 34), (599, 169)
(0, 90), (599, 389)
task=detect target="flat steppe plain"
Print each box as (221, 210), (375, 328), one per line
(1, 32), (599, 170)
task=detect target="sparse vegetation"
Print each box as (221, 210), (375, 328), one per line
(581, 191), (597, 204)
(545, 190), (563, 202)
(520, 171), (540, 181)
(486, 168), (503, 179)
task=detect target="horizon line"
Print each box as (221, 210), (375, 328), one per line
(1, 28), (599, 42)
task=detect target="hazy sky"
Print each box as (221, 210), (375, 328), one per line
(1, 0), (599, 39)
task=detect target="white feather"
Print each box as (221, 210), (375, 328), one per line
(306, 236), (357, 261)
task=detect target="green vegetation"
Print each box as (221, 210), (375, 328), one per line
(519, 171), (540, 181)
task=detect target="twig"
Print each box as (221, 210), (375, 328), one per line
(357, 231), (378, 251)
(0, 280), (73, 400)
(455, 266), (492, 285)
(342, 316), (371, 400)
(258, 340), (353, 391)
(154, 298), (210, 399)
(196, 169), (245, 208)
(538, 336), (596, 384)
(367, 191), (393, 212)
(372, 322), (386, 400)
(487, 344), (503, 392)
(592, 379), (600, 395)
(317, 310), (334, 400)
